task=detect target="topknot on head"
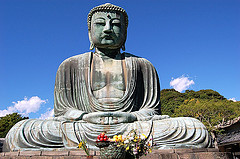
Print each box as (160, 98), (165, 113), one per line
(87, 3), (128, 31)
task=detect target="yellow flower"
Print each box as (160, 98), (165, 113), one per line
(78, 142), (83, 148)
(149, 148), (152, 153)
(126, 146), (129, 150)
(113, 135), (118, 141)
(142, 134), (147, 139)
(118, 135), (123, 141)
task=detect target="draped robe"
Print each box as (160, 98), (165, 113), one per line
(54, 52), (161, 119)
(3, 52), (211, 151)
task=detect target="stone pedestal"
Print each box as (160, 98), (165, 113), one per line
(0, 148), (233, 159)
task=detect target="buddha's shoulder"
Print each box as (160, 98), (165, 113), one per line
(59, 52), (91, 65)
(124, 52), (153, 65)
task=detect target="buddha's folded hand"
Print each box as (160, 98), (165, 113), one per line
(82, 112), (137, 125)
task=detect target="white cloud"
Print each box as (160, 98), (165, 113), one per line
(170, 75), (195, 92)
(0, 109), (15, 117)
(228, 98), (237, 102)
(0, 96), (46, 117)
(39, 108), (54, 120)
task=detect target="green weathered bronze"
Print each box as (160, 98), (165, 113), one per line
(4, 3), (211, 151)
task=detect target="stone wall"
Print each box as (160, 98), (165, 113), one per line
(0, 138), (4, 152)
(0, 148), (233, 159)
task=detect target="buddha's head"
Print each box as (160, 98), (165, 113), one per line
(87, 3), (128, 51)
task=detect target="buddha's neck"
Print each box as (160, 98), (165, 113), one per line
(95, 48), (121, 60)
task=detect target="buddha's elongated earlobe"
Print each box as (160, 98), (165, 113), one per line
(90, 43), (94, 50)
(121, 44), (125, 51)
(88, 31), (95, 50)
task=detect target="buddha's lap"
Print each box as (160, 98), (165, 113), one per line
(5, 116), (209, 150)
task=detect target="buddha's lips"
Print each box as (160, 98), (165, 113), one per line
(102, 35), (114, 39)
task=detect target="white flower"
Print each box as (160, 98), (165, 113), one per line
(129, 137), (134, 141)
(133, 148), (138, 154)
(130, 133), (135, 136)
(140, 134), (146, 140)
(124, 140), (129, 144)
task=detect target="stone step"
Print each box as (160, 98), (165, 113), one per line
(0, 149), (233, 159)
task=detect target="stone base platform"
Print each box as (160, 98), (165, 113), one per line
(0, 148), (233, 159)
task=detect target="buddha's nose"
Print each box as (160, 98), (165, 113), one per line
(103, 23), (112, 34)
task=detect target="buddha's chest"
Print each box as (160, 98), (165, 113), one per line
(91, 57), (126, 91)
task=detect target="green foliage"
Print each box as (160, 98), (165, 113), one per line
(185, 89), (225, 100)
(161, 89), (227, 116)
(161, 89), (239, 147)
(160, 89), (185, 116)
(173, 99), (240, 133)
(0, 113), (28, 138)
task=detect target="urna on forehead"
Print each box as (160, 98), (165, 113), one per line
(91, 12), (122, 20)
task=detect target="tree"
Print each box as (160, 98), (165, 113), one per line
(0, 113), (28, 138)
(173, 99), (240, 147)
(185, 89), (225, 100)
(160, 89), (226, 116)
(160, 89), (186, 116)
(160, 89), (239, 148)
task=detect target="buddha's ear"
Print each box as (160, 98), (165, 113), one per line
(121, 44), (125, 51)
(88, 31), (94, 50)
(121, 30), (127, 51)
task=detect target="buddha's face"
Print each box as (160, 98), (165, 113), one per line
(90, 11), (126, 49)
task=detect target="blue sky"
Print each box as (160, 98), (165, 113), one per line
(0, 0), (239, 119)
